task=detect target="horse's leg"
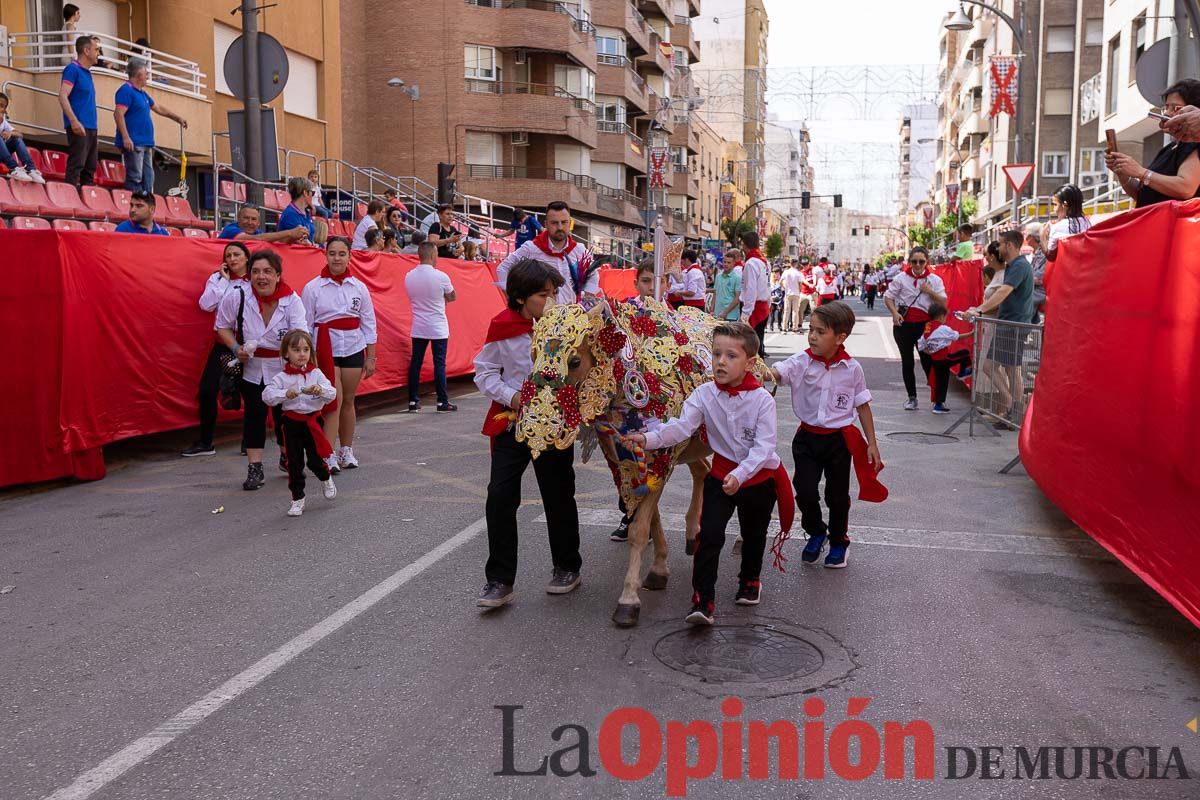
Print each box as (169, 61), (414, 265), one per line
(685, 460), (707, 556)
(613, 497), (655, 627)
(643, 506), (670, 590)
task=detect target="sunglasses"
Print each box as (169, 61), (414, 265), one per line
(910, 259), (928, 265)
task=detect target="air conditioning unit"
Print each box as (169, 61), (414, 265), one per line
(511, 131), (530, 146)
(1079, 172), (1109, 189)
(515, 48), (528, 65)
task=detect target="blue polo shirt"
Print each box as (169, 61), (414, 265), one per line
(510, 215), (542, 247)
(61, 60), (97, 130)
(114, 81), (156, 148)
(218, 222), (262, 239)
(277, 203), (314, 241)
(115, 220), (169, 235)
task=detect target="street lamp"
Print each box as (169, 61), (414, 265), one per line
(387, 77), (420, 176)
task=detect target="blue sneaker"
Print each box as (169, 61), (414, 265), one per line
(931, 403), (950, 414)
(801, 534), (827, 563)
(824, 542), (849, 569)
(958, 366), (973, 379)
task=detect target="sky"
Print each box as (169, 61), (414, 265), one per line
(759, 0), (953, 215)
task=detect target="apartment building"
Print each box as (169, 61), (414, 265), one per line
(897, 102), (938, 227)
(802, 200), (890, 265)
(762, 121), (812, 259)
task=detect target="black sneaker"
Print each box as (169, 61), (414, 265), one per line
(239, 442), (247, 456)
(610, 516), (630, 542)
(278, 452), (289, 473)
(407, 400), (420, 413)
(546, 568), (581, 595)
(242, 462), (265, 491)
(686, 592), (715, 625)
(181, 442), (215, 457)
(734, 579), (762, 606)
(477, 581), (514, 608)
(436, 402), (458, 413)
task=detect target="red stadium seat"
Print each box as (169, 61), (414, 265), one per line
(155, 193), (192, 226)
(0, 216), (7, 227)
(165, 195), (215, 230)
(111, 189), (132, 216)
(355, 202), (367, 220)
(44, 182), (106, 219)
(24, 147), (48, 176)
(52, 218), (88, 231)
(11, 216), (51, 230)
(219, 181), (247, 203)
(0, 177), (40, 215)
(40, 150), (68, 181)
(96, 160), (126, 188)
(263, 188), (283, 211)
(166, 226), (184, 236)
(88, 220), (117, 232)
(79, 185), (122, 220)
(9, 180), (55, 215)
(277, 189), (293, 209)
(182, 227), (209, 238)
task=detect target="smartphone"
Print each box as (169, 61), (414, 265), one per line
(1148, 110), (1170, 121)
(1105, 129), (1119, 153)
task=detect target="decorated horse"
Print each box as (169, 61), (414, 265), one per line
(514, 296), (772, 626)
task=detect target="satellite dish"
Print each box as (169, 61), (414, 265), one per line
(223, 32), (290, 104)
(1135, 38), (1171, 106)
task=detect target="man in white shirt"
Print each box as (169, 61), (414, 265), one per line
(780, 261), (804, 332)
(738, 231), (772, 357)
(352, 199), (386, 251)
(495, 200), (598, 306)
(404, 242), (457, 413)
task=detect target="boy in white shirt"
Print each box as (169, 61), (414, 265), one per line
(917, 302), (974, 414)
(770, 302), (887, 569)
(262, 330), (338, 517)
(623, 322), (794, 625)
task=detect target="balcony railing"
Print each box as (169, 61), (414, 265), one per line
(598, 121), (644, 146)
(465, 0), (596, 33)
(598, 54), (629, 67)
(462, 164), (638, 206)
(6, 30), (206, 97)
(674, 15), (691, 25)
(464, 79), (595, 113)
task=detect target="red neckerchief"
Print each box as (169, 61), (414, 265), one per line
(715, 374), (762, 396)
(807, 345), (851, 370)
(745, 248), (765, 262)
(484, 308), (534, 343)
(255, 282), (295, 317)
(320, 266), (352, 284)
(531, 230), (577, 260)
(902, 265), (930, 279)
(283, 362), (318, 376)
(821, 274), (836, 288)
(224, 268), (248, 282)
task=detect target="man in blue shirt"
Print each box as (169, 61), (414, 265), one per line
(114, 191), (169, 235)
(217, 205), (305, 243)
(58, 35), (100, 188)
(503, 209), (542, 247)
(115, 58), (188, 194)
(276, 176), (315, 243)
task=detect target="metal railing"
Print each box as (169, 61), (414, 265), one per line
(6, 30), (206, 98)
(463, 79), (595, 113)
(597, 120), (643, 145)
(598, 54), (628, 67)
(464, 0), (595, 33)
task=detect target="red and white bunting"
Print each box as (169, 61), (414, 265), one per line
(922, 205), (936, 230)
(989, 56), (1020, 118)
(649, 148), (670, 189)
(946, 183), (960, 214)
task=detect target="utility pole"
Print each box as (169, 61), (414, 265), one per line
(241, 0), (263, 206)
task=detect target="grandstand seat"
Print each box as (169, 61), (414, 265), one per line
(355, 202), (367, 220)
(0, 216), (6, 227)
(111, 189), (132, 216)
(52, 218), (88, 232)
(40, 150), (68, 181)
(155, 193), (193, 226)
(96, 160), (126, 188)
(165, 195), (215, 230)
(219, 181), (247, 204)
(263, 188), (284, 211)
(0, 177), (41, 215)
(11, 216), (51, 230)
(43, 182), (106, 220)
(88, 221), (117, 232)
(9, 180), (55, 215)
(24, 147), (47, 176)
(79, 185), (123, 220)
(182, 227), (209, 239)
(276, 188), (292, 209)
(167, 227), (184, 236)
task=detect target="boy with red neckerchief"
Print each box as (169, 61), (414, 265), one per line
(770, 301), (887, 569)
(622, 322), (794, 626)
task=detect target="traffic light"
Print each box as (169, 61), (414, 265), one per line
(851, 227), (858, 236)
(833, 194), (843, 208)
(864, 224), (871, 236)
(437, 162), (456, 205)
(801, 191), (811, 210)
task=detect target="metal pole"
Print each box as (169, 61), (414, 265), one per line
(241, 0), (263, 206)
(1010, 0), (1024, 229)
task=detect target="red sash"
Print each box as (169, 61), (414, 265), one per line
(710, 453), (796, 572)
(283, 410), (334, 459)
(255, 348), (280, 359)
(799, 422), (888, 503)
(903, 307), (931, 323)
(748, 300), (770, 327)
(315, 316), (362, 414)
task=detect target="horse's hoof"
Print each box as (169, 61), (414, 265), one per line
(685, 539), (697, 556)
(643, 571), (669, 591)
(612, 604), (641, 627)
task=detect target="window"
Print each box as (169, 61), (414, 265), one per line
(1042, 152), (1069, 177)
(283, 49), (319, 119)
(1084, 18), (1103, 46)
(1130, 14), (1147, 82)
(214, 23), (240, 96)
(1046, 26), (1075, 53)
(596, 100), (625, 124)
(671, 146), (686, 166)
(1044, 88), (1072, 115)
(597, 36), (625, 58)
(1107, 35), (1120, 115)
(673, 47), (688, 68)
(465, 45), (496, 80)
(1079, 147), (1106, 174)
(555, 65), (595, 101)
(466, 131), (502, 165)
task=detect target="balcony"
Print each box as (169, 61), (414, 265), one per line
(592, 1), (651, 57)
(638, 0), (673, 20)
(461, 80), (596, 148)
(596, 56), (651, 115)
(670, 17), (700, 62)
(670, 112), (700, 155)
(637, 31), (675, 76)
(460, 164), (642, 227)
(669, 163), (700, 198)
(462, 0), (597, 71)
(596, 121), (647, 172)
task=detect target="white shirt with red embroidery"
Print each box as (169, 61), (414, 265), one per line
(642, 382), (780, 486)
(261, 367), (337, 413)
(300, 275), (378, 357)
(495, 236), (599, 306)
(215, 292), (308, 385)
(774, 350), (872, 429)
(473, 333), (532, 408)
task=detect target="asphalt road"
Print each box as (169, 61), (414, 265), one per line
(3, 303), (1198, 800)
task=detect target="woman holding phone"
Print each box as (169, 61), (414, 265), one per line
(1107, 79), (1200, 207)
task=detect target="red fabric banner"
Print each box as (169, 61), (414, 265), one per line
(933, 258), (984, 359)
(3, 231), (504, 487)
(1021, 199), (1200, 628)
(598, 266), (638, 301)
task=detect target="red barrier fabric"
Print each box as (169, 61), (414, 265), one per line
(1021, 199), (1200, 628)
(598, 266), (637, 300)
(4, 231), (503, 487)
(934, 258), (984, 357)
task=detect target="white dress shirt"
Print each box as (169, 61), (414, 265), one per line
(473, 332), (532, 407)
(774, 350), (871, 429)
(198, 271), (247, 313)
(667, 265), (707, 302)
(261, 367), (337, 413)
(739, 255), (770, 315)
(215, 291), (308, 385)
(301, 275), (378, 357)
(495, 238), (599, 306)
(883, 269), (946, 316)
(404, 263), (455, 340)
(642, 382), (781, 486)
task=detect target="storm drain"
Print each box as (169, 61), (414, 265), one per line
(886, 432), (959, 445)
(654, 625), (824, 683)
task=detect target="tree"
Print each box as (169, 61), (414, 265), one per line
(907, 196), (979, 251)
(765, 232), (785, 259)
(874, 250), (905, 269)
(721, 217), (755, 245)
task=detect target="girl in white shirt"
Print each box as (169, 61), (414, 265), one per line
(1041, 183), (1092, 262)
(262, 330), (338, 517)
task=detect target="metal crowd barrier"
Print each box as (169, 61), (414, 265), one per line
(944, 315), (1044, 474)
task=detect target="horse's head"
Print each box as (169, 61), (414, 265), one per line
(516, 302), (620, 457)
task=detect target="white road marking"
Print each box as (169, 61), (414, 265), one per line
(40, 516), (489, 800)
(550, 507), (1110, 561)
(870, 316), (903, 360)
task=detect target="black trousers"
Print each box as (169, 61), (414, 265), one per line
(768, 303), (783, 330)
(792, 429), (851, 544)
(754, 318), (768, 357)
(197, 343), (228, 447)
(931, 350), (972, 404)
(408, 337), (449, 404)
(865, 287), (877, 309)
(66, 128), (99, 187)
(282, 417), (331, 500)
(693, 475), (776, 602)
(239, 379), (284, 451)
(485, 429), (581, 586)
(892, 321), (932, 399)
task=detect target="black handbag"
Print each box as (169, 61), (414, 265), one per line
(217, 288), (245, 410)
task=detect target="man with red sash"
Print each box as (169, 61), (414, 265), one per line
(494, 200), (599, 307)
(882, 247), (947, 411)
(666, 248), (708, 309)
(623, 322), (791, 626)
(771, 301), (886, 570)
(739, 231), (772, 358)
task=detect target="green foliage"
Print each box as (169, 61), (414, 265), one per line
(765, 232), (785, 259)
(874, 250), (905, 269)
(721, 218), (756, 245)
(908, 196), (979, 251)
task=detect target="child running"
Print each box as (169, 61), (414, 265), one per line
(770, 301), (887, 568)
(622, 322), (794, 626)
(262, 330), (338, 517)
(917, 302), (974, 415)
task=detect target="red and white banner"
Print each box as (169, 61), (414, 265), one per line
(757, 215), (768, 239)
(720, 191), (733, 220)
(989, 55), (1020, 118)
(649, 148), (670, 189)
(946, 183), (960, 214)
(922, 205), (936, 229)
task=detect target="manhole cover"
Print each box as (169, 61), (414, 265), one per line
(653, 625), (824, 683)
(886, 432), (959, 445)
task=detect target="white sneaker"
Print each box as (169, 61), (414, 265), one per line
(8, 166), (33, 182)
(325, 455), (341, 475)
(338, 446), (359, 469)
(28, 169), (46, 185)
(287, 498), (305, 517)
(322, 477), (337, 500)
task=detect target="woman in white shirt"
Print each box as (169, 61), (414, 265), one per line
(302, 237), (378, 473)
(216, 249), (307, 490)
(1041, 184), (1092, 262)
